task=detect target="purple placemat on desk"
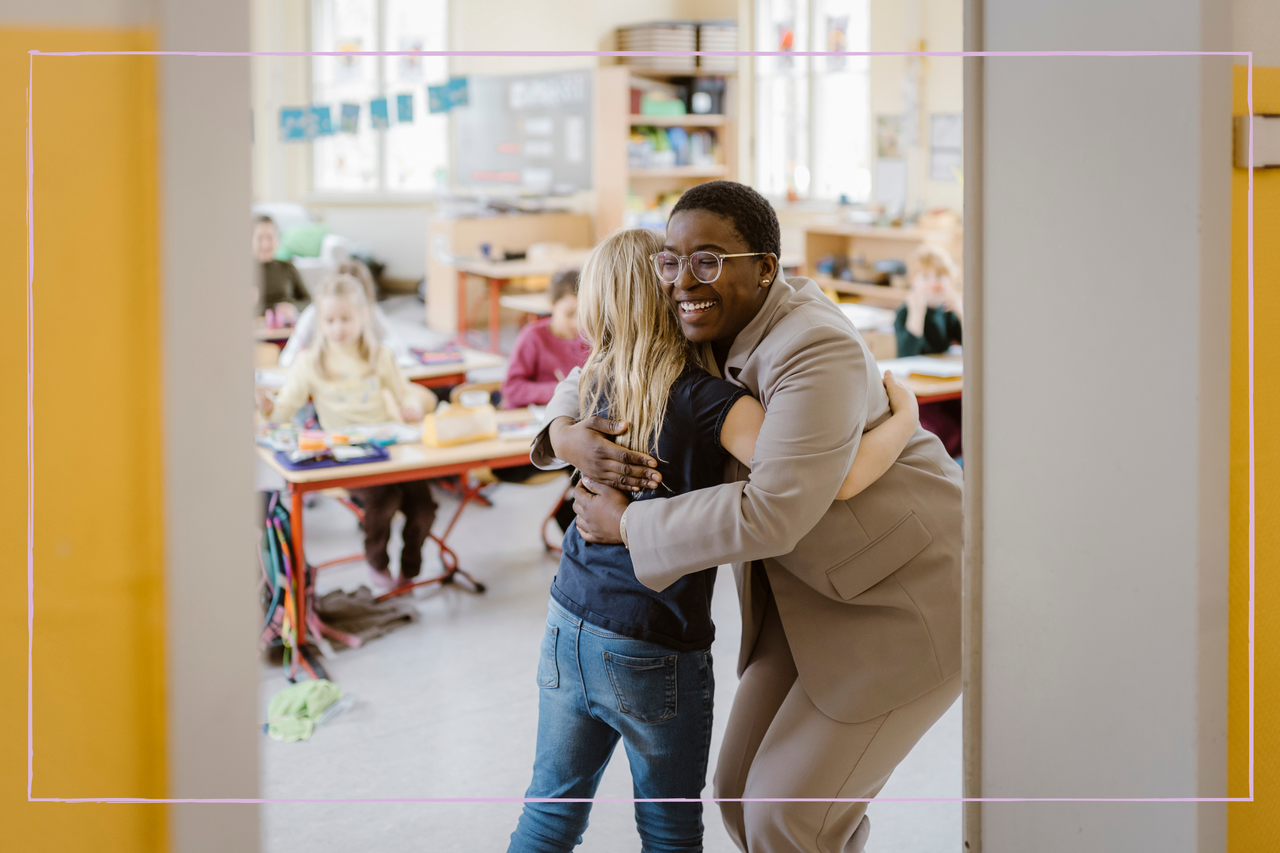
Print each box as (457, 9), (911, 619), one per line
(274, 443), (391, 471)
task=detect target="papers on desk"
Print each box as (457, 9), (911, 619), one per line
(497, 405), (546, 441)
(878, 356), (964, 379)
(255, 368), (287, 390)
(838, 302), (897, 331)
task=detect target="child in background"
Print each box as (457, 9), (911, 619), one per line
(278, 256), (411, 368)
(500, 268), (590, 409)
(253, 215), (310, 322)
(506, 229), (921, 853)
(895, 243), (963, 458)
(258, 273), (436, 590)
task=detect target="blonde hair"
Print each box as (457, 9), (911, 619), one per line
(310, 272), (380, 380)
(577, 229), (692, 460)
(336, 257), (377, 303)
(912, 243), (959, 283)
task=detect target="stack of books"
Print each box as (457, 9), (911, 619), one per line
(698, 21), (738, 73)
(617, 23), (697, 73)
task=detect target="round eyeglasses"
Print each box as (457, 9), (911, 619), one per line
(649, 251), (776, 284)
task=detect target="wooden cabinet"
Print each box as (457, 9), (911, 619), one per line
(425, 212), (593, 334)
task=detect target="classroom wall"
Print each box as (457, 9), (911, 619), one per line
(1, 22), (170, 853)
(869, 0), (964, 215)
(974, 0), (1231, 851)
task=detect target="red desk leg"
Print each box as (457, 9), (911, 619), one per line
(488, 277), (507, 353)
(456, 270), (469, 346)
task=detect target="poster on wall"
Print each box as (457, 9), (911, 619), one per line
(877, 115), (903, 159)
(826, 16), (848, 72)
(930, 113), (963, 181)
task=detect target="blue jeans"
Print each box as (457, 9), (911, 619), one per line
(507, 598), (715, 853)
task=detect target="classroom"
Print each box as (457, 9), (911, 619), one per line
(4, 1), (1277, 852)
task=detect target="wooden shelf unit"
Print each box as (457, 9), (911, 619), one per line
(628, 114), (727, 127)
(803, 224), (963, 306)
(594, 65), (738, 237)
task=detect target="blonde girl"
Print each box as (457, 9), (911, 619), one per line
(259, 273), (436, 588)
(506, 229), (920, 853)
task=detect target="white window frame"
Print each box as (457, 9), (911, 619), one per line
(307, 0), (450, 200)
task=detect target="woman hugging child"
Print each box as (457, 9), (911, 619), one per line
(505, 229), (921, 853)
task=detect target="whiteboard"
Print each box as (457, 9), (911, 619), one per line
(453, 70), (594, 194)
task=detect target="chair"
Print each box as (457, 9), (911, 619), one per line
(451, 382), (573, 553)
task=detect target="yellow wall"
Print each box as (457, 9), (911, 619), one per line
(1230, 65), (1279, 848)
(1, 29), (167, 852)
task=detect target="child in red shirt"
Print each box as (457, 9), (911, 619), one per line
(501, 269), (590, 409)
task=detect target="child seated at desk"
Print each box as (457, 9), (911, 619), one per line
(278, 256), (411, 368)
(895, 243), (963, 458)
(253, 214), (310, 323)
(258, 273), (436, 590)
(500, 268), (590, 409)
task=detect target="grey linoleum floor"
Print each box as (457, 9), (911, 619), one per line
(257, 297), (961, 852)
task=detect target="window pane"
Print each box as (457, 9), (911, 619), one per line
(313, 0), (379, 191)
(384, 0), (449, 191)
(811, 0), (870, 200)
(756, 0), (810, 197)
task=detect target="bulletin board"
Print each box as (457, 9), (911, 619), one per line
(452, 69), (594, 193)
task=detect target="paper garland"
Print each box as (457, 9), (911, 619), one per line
(278, 78), (468, 143)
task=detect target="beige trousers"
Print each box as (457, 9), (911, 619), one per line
(714, 593), (962, 853)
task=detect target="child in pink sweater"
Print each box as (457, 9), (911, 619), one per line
(501, 269), (590, 409)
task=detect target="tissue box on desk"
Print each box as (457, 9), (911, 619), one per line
(422, 403), (498, 447)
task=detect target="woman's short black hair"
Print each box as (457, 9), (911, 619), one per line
(669, 180), (781, 258)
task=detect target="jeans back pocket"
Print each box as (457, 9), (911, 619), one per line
(537, 625), (559, 688)
(602, 651), (677, 723)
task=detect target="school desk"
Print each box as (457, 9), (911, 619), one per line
(255, 322), (293, 343)
(454, 250), (592, 353)
(498, 291), (554, 317)
(255, 409), (540, 681)
(878, 352), (964, 403)
(254, 347), (505, 392)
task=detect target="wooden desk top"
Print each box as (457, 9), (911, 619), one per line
(879, 353), (964, 401)
(499, 292), (554, 315)
(455, 249), (592, 280)
(255, 347), (505, 387)
(256, 409), (540, 486)
(255, 324), (293, 342)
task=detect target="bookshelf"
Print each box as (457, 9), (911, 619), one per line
(594, 65), (739, 238)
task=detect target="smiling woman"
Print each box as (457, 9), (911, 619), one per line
(533, 181), (963, 853)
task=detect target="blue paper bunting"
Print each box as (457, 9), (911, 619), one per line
(339, 102), (360, 133)
(279, 107), (308, 142)
(370, 97), (390, 130)
(428, 85), (449, 114)
(396, 93), (414, 123)
(311, 105), (334, 136)
(447, 77), (469, 108)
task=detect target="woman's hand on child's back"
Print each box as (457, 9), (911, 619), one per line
(548, 416), (661, 492)
(883, 370), (919, 428)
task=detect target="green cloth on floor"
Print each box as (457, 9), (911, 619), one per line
(266, 678), (342, 743)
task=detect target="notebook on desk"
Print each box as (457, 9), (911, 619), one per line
(879, 356), (964, 379)
(411, 345), (467, 366)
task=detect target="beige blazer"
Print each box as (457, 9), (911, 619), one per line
(532, 276), (962, 724)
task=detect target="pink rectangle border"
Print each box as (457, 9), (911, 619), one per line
(25, 48), (1256, 806)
